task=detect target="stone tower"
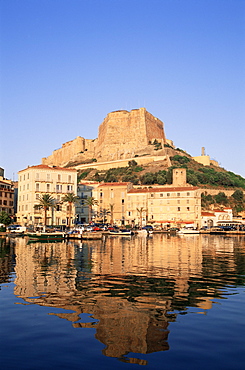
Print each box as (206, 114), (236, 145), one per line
(172, 168), (187, 187)
(95, 108), (166, 161)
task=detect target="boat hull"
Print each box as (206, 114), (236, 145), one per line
(27, 233), (65, 241)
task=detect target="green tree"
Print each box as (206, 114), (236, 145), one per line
(0, 211), (12, 227)
(128, 160), (138, 167)
(232, 189), (244, 202)
(62, 192), (80, 228)
(34, 194), (56, 226)
(214, 192), (228, 205)
(84, 196), (98, 223)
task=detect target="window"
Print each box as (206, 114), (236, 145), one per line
(177, 200), (180, 204)
(160, 193), (163, 197)
(151, 194), (154, 197)
(36, 183), (40, 191)
(122, 199), (124, 204)
(187, 192), (190, 196)
(167, 193), (170, 197)
(128, 211), (131, 216)
(100, 192), (103, 198)
(56, 184), (62, 192)
(27, 184), (29, 190)
(58, 175), (61, 181)
(68, 175), (71, 182)
(23, 175), (25, 180)
(47, 184), (50, 192)
(187, 207), (190, 211)
(36, 194), (39, 200)
(177, 207), (180, 211)
(177, 193), (180, 196)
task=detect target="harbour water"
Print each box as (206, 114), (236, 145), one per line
(0, 233), (244, 370)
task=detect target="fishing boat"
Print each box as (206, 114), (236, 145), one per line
(177, 228), (199, 235)
(108, 229), (134, 236)
(26, 232), (65, 241)
(81, 231), (103, 240)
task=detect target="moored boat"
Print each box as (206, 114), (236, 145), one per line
(177, 228), (199, 235)
(108, 229), (134, 236)
(27, 232), (65, 241)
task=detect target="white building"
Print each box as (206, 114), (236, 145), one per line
(17, 165), (77, 227)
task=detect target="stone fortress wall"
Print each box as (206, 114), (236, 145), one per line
(42, 108), (168, 167)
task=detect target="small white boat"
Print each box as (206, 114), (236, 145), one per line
(177, 228), (200, 235)
(108, 229), (134, 236)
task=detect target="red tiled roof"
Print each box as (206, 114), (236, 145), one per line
(201, 212), (215, 216)
(19, 165), (77, 173)
(128, 186), (198, 194)
(98, 182), (130, 187)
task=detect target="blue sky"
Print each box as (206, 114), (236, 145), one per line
(1, 0), (244, 180)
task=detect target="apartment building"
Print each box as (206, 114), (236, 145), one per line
(76, 181), (100, 223)
(0, 175), (14, 217)
(92, 182), (133, 225)
(17, 165), (77, 227)
(127, 168), (201, 228)
(88, 168), (201, 228)
(127, 185), (201, 228)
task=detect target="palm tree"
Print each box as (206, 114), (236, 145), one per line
(84, 196), (98, 223)
(34, 194), (56, 227)
(62, 192), (79, 228)
(137, 207), (147, 228)
(109, 203), (114, 225)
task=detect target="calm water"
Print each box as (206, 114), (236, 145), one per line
(0, 233), (244, 370)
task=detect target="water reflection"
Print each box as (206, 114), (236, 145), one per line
(1, 234), (245, 362)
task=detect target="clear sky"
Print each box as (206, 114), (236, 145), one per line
(1, 0), (245, 180)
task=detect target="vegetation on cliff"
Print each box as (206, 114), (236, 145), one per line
(201, 190), (245, 214)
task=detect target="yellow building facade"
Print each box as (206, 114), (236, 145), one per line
(17, 165), (77, 227)
(89, 168), (201, 228)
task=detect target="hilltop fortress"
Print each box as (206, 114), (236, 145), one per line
(42, 108), (170, 169)
(42, 107), (218, 171)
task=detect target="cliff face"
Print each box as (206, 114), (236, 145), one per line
(42, 108), (167, 167)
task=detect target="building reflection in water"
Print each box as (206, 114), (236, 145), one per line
(8, 234), (245, 361)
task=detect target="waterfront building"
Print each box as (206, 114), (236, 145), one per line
(76, 181), (100, 224)
(201, 208), (233, 228)
(17, 165), (77, 227)
(85, 169), (201, 228)
(92, 182), (133, 225)
(0, 171), (14, 217)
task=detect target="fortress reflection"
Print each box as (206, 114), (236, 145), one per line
(10, 234), (245, 360)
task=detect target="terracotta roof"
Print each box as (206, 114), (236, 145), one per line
(19, 165), (77, 173)
(128, 186), (198, 194)
(202, 212), (215, 217)
(213, 209), (226, 213)
(98, 182), (130, 187)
